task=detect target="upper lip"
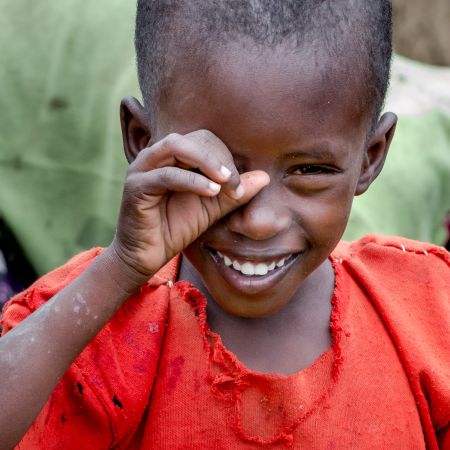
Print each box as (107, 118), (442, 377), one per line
(207, 245), (301, 262)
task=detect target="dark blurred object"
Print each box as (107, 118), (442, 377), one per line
(0, 251), (14, 308)
(0, 219), (37, 307)
(445, 212), (450, 251)
(393, 0), (450, 66)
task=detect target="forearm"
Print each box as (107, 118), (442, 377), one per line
(0, 246), (151, 449)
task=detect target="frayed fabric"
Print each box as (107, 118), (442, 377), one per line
(2, 235), (448, 449)
(179, 272), (346, 447)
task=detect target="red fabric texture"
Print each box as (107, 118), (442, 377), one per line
(2, 235), (449, 449)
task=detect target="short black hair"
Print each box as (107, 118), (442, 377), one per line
(135, 0), (392, 130)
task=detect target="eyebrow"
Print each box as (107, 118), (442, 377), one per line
(282, 149), (337, 161)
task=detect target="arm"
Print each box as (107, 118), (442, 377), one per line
(0, 129), (269, 448)
(0, 247), (148, 449)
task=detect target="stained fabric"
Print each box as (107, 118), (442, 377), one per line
(1, 235), (449, 449)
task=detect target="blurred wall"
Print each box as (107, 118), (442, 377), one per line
(393, 0), (450, 66)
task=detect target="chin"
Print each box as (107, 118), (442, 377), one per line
(210, 291), (288, 319)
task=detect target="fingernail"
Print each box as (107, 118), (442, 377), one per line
(209, 182), (221, 193)
(232, 184), (245, 199)
(220, 165), (231, 179)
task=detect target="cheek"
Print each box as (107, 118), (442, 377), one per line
(296, 185), (356, 243)
(183, 239), (204, 264)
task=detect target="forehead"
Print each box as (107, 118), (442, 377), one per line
(156, 41), (369, 151)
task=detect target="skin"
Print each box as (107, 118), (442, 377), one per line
(150, 44), (396, 372)
(0, 42), (396, 447)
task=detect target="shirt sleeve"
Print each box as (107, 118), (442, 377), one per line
(1, 249), (171, 449)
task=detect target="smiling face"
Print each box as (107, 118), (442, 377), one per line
(146, 43), (392, 318)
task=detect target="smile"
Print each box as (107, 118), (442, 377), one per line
(206, 247), (301, 296)
(216, 251), (293, 276)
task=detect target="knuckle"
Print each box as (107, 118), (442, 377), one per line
(196, 129), (219, 147)
(197, 129), (214, 141)
(124, 174), (140, 195)
(128, 156), (144, 173)
(161, 133), (181, 151)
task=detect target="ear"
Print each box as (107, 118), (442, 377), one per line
(120, 96), (151, 163)
(355, 112), (397, 195)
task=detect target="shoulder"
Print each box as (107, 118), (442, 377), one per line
(334, 234), (449, 280)
(334, 235), (450, 434)
(332, 234), (449, 317)
(335, 233), (448, 258)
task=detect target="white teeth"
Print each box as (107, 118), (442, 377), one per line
(214, 251), (292, 276)
(255, 263), (269, 276)
(232, 261), (241, 271)
(276, 258), (285, 267)
(241, 262), (255, 276)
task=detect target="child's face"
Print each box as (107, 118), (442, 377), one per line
(149, 43), (395, 317)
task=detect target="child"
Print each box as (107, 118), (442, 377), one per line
(1, 1), (449, 448)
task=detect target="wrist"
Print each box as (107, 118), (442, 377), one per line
(95, 245), (153, 297)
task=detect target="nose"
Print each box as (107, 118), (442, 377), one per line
(226, 188), (291, 240)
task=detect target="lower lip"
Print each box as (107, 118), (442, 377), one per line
(207, 249), (301, 296)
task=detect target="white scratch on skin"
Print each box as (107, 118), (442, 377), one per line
(401, 245), (406, 253)
(2, 352), (13, 365)
(423, 250), (428, 256)
(73, 292), (88, 314)
(74, 292), (87, 306)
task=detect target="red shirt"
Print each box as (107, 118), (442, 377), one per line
(2, 235), (450, 449)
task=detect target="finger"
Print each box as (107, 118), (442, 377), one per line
(184, 130), (242, 197)
(125, 167), (224, 198)
(201, 170), (271, 224)
(130, 132), (231, 183)
(130, 131), (243, 198)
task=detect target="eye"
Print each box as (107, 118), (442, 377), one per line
(290, 164), (336, 175)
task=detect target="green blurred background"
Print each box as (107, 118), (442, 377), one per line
(0, 0), (449, 280)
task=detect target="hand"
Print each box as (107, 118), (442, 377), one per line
(111, 129), (270, 284)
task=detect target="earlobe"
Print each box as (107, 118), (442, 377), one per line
(120, 96), (151, 163)
(355, 112), (397, 195)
